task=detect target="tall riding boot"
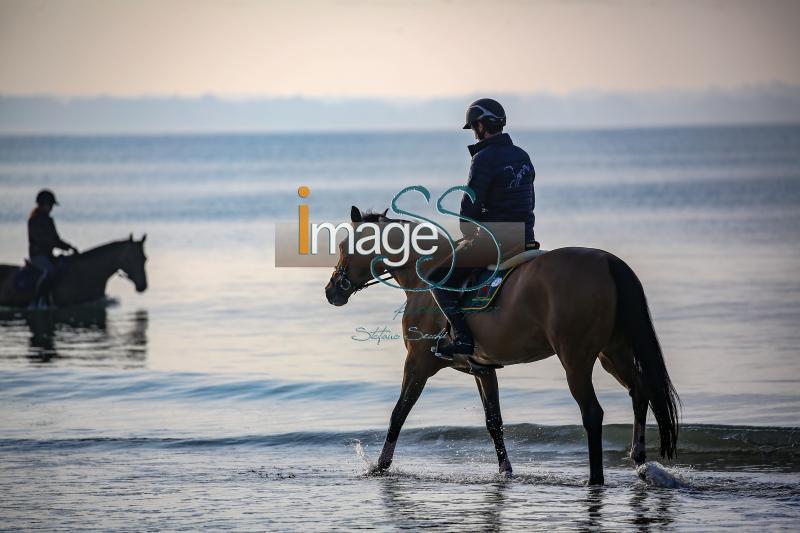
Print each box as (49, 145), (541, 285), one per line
(30, 275), (51, 309)
(430, 287), (474, 360)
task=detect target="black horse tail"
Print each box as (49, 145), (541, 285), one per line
(607, 254), (681, 459)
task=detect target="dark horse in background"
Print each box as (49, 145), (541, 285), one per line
(326, 208), (680, 485)
(0, 235), (148, 308)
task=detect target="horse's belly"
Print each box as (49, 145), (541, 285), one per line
(473, 344), (555, 366)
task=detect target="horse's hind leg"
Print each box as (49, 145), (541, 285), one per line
(562, 354), (605, 485)
(599, 347), (647, 465)
(629, 389), (648, 465)
(475, 370), (512, 477)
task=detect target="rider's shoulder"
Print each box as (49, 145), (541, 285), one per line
(507, 143), (533, 163)
(29, 208), (51, 219)
(28, 210), (46, 223)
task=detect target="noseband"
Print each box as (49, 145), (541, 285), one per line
(332, 236), (465, 294)
(333, 257), (400, 294)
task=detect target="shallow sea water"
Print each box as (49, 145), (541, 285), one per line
(1, 126), (799, 530)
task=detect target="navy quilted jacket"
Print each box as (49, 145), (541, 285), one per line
(459, 133), (536, 242)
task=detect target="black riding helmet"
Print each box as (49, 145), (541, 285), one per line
(463, 98), (506, 130)
(36, 189), (58, 206)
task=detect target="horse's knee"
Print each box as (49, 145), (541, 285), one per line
(483, 402), (502, 427)
(486, 417), (502, 434)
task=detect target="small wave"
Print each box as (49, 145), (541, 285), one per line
(2, 424), (796, 459)
(0, 368), (402, 402)
(402, 423), (800, 456)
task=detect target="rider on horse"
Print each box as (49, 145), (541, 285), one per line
(28, 189), (78, 307)
(430, 98), (538, 360)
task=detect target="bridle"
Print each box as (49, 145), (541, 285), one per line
(332, 255), (403, 294)
(331, 236), (465, 295)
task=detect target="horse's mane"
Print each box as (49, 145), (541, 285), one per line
(77, 239), (131, 259)
(361, 209), (410, 224)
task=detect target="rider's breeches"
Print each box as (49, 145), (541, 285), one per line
(427, 231), (523, 289)
(30, 255), (55, 289)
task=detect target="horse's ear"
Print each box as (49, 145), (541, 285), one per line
(141, 233), (147, 243)
(129, 233), (133, 241)
(381, 208), (388, 218)
(350, 206), (362, 223)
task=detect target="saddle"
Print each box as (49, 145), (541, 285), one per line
(458, 248), (548, 311)
(13, 256), (69, 292)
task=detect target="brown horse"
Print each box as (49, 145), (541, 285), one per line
(325, 208), (679, 485)
(0, 235), (148, 308)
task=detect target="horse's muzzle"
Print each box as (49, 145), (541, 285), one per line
(325, 281), (349, 306)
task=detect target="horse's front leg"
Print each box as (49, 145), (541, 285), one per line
(475, 370), (512, 477)
(376, 353), (439, 472)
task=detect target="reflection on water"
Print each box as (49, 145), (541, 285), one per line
(629, 485), (676, 530)
(583, 486), (605, 530)
(0, 305), (148, 367)
(373, 470), (684, 530)
(378, 477), (511, 531)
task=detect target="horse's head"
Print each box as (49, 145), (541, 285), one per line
(325, 206), (390, 306)
(121, 234), (148, 292)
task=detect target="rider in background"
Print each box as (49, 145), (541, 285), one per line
(431, 98), (537, 360)
(28, 189), (78, 307)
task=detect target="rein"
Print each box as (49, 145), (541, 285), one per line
(333, 258), (404, 294)
(334, 237), (465, 294)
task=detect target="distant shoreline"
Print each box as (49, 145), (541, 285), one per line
(3, 85), (800, 134)
(1, 122), (799, 138)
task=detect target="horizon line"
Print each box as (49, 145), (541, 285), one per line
(1, 121), (798, 138)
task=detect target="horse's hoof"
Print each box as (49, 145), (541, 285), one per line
(498, 459), (513, 479)
(369, 463), (391, 476)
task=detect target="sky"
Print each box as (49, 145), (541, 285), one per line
(1, 0), (799, 98)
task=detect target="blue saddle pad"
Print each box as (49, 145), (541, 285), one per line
(460, 267), (516, 311)
(14, 265), (40, 292)
(12, 256), (69, 292)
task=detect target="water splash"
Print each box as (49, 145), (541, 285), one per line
(353, 439), (374, 468)
(636, 461), (689, 488)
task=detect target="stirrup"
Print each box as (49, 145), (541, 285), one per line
(431, 336), (474, 361)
